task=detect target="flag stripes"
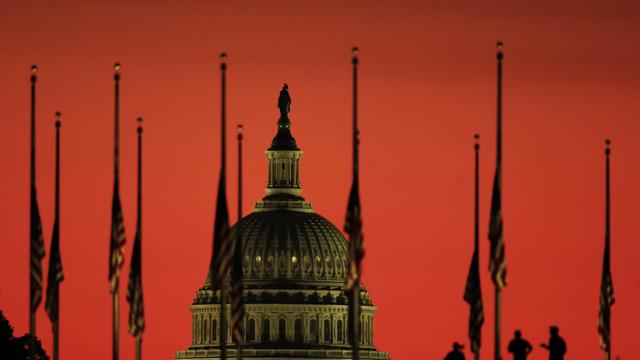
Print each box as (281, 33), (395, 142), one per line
(30, 187), (46, 312)
(127, 229), (145, 337)
(210, 171), (232, 291)
(109, 182), (126, 294)
(464, 248), (484, 353)
(45, 219), (64, 322)
(344, 180), (364, 293)
(488, 166), (506, 289)
(598, 236), (614, 350)
(230, 238), (244, 345)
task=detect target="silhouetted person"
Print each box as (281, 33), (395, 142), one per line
(444, 342), (466, 360)
(540, 326), (566, 360)
(508, 330), (533, 360)
(278, 83), (291, 118)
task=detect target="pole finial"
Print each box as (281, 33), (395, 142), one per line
(237, 123), (244, 134)
(220, 52), (227, 71)
(352, 46), (359, 65)
(137, 117), (143, 134)
(114, 62), (121, 80)
(31, 65), (38, 81)
(605, 138), (611, 155)
(497, 42), (504, 60)
(55, 111), (61, 128)
(474, 133), (480, 149)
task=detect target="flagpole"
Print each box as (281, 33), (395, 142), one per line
(29, 64), (38, 357)
(236, 123), (244, 360)
(136, 117), (143, 360)
(219, 52), (229, 360)
(53, 112), (61, 360)
(605, 139), (611, 360)
(351, 46), (361, 360)
(113, 62), (122, 360)
(136, 335), (142, 360)
(474, 134), (480, 360)
(494, 41), (504, 360)
(237, 124), (243, 220)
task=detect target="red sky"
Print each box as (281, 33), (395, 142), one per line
(1, 1), (639, 359)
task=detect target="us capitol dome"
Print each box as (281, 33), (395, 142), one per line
(175, 87), (389, 359)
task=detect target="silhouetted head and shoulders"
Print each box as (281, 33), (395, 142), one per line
(540, 326), (567, 360)
(508, 330), (533, 360)
(444, 342), (466, 360)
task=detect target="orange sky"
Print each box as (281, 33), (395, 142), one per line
(1, 1), (639, 359)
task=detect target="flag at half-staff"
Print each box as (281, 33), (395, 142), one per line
(209, 52), (232, 360)
(45, 112), (64, 360)
(464, 134), (484, 359)
(488, 42), (506, 360)
(488, 43), (506, 290)
(29, 65), (46, 339)
(109, 62), (126, 360)
(344, 46), (365, 294)
(229, 123), (245, 354)
(598, 139), (615, 358)
(109, 63), (126, 295)
(127, 118), (145, 360)
(344, 46), (365, 360)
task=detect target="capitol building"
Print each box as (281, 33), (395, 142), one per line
(175, 88), (388, 359)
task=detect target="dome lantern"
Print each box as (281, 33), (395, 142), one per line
(256, 85), (312, 212)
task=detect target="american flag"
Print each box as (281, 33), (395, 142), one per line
(127, 225), (145, 337)
(488, 165), (507, 289)
(30, 187), (46, 312)
(464, 246), (484, 353)
(230, 229), (244, 344)
(344, 179), (364, 293)
(210, 170), (232, 291)
(109, 181), (126, 294)
(598, 229), (615, 350)
(45, 218), (64, 322)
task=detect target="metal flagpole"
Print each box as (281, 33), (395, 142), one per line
(29, 64), (38, 358)
(136, 117), (143, 360)
(494, 42), (504, 360)
(351, 46), (360, 360)
(54, 112), (61, 360)
(136, 335), (142, 360)
(236, 123), (244, 360)
(237, 124), (243, 221)
(605, 139), (611, 360)
(113, 62), (121, 360)
(220, 52), (228, 360)
(474, 134), (480, 360)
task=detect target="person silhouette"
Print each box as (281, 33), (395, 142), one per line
(508, 330), (533, 360)
(540, 326), (567, 360)
(444, 342), (466, 360)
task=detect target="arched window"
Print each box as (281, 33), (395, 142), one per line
(337, 319), (343, 342)
(323, 319), (331, 342)
(211, 319), (217, 342)
(294, 319), (303, 343)
(279, 319), (286, 342)
(262, 319), (271, 343)
(247, 318), (256, 342)
(309, 319), (318, 343)
(204, 318), (209, 342)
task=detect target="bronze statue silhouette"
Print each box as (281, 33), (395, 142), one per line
(540, 326), (567, 360)
(278, 83), (291, 119)
(444, 342), (465, 360)
(508, 330), (533, 360)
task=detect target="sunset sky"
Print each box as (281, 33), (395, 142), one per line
(1, 1), (639, 359)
